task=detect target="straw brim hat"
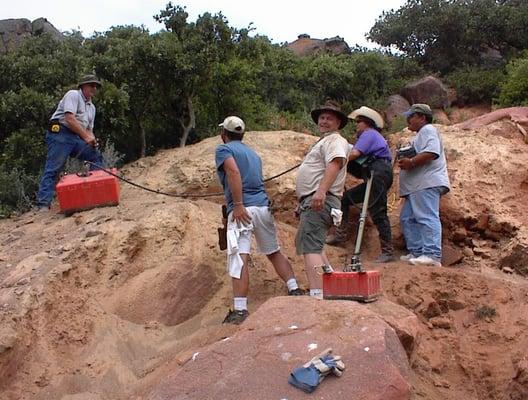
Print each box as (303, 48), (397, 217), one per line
(348, 106), (384, 129)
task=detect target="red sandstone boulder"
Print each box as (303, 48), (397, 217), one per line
(401, 76), (450, 108)
(385, 95), (411, 127)
(146, 297), (412, 400)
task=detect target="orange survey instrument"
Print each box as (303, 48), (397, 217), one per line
(323, 170), (382, 302)
(56, 169), (120, 214)
(323, 271), (381, 302)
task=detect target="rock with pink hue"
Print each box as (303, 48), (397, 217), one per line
(401, 76), (450, 108)
(367, 298), (422, 358)
(385, 95), (411, 127)
(456, 107), (528, 130)
(442, 243), (464, 267)
(287, 34), (350, 56)
(146, 297), (411, 400)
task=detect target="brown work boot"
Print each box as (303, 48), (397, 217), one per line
(326, 222), (351, 246)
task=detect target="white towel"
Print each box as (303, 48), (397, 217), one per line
(331, 208), (343, 226)
(226, 219), (253, 279)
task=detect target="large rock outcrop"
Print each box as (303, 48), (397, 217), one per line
(0, 17), (62, 54)
(400, 76), (451, 109)
(385, 95), (411, 127)
(145, 297), (413, 400)
(287, 34), (350, 56)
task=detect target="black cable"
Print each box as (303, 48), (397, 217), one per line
(80, 153), (300, 199)
(263, 163), (301, 182)
(65, 130), (307, 199)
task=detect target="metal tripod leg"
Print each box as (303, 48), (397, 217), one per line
(344, 173), (374, 273)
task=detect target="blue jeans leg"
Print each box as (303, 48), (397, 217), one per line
(71, 135), (103, 170)
(400, 196), (423, 257)
(37, 131), (103, 206)
(407, 187), (443, 261)
(37, 132), (74, 207)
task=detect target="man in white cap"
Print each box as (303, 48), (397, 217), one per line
(36, 74), (103, 211)
(327, 106), (395, 263)
(215, 116), (303, 325)
(398, 104), (450, 267)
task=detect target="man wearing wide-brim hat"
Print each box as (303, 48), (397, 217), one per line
(36, 74), (104, 211)
(295, 100), (350, 298)
(326, 106), (395, 263)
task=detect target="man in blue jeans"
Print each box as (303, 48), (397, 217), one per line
(398, 104), (450, 267)
(36, 75), (104, 211)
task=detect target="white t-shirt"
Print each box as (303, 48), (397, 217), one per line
(399, 124), (450, 196)
(296, 132), (349, 198)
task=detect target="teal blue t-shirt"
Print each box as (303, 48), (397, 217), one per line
(215, 141), (269, 214)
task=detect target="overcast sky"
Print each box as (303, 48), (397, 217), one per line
(2, 0), (407, 47)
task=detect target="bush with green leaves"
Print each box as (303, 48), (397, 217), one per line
(0, 167), (39, 217)
(496, 54), (528, 107)
(447, 67), (505, 105)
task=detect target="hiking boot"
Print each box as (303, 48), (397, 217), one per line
(374, 253), (396, 263)
(409, 255), (442, 267)
(288, 288), (306, 296)
(37, 205), (50, 212)
(222, 309), (249, 325)
(375, 239), (395, 263)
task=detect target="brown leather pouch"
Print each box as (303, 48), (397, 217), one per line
(218, 227), (227, 250)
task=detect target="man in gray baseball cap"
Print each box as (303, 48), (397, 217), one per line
(398, 103), (450, 267)
(402, 103), (433, 118)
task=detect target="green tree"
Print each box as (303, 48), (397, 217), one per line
(368, 0), (528, 73)
(154, 3), (238, 146)
(497, 54), (528, 106)
(89, 26), (159, 157)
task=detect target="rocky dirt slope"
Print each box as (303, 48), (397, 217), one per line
(0, 120), (527, 399)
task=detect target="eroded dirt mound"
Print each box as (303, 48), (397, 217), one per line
(1, 120), (528, 399)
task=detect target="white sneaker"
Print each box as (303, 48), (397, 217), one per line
(409, 255), (442, 267)
(400, 253), (416, 262)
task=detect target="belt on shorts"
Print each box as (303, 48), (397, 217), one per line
(299, 191), (339, 203)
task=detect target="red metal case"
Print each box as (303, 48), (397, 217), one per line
(323, 271), (381, 302)
(56, 169), (120, 214)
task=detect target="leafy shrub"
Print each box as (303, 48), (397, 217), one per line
(0, 128), (47, 173)
(475, 305), (497, 319)
(446, 67), (505, 105)
(0, 167), (39, 217)
(496, 54), (528, 107)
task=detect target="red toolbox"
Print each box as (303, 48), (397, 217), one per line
(56, 169), (120, 214)
(323, 271), (381, 302)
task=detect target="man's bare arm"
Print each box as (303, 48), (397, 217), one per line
(223, 157), (251, 224)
